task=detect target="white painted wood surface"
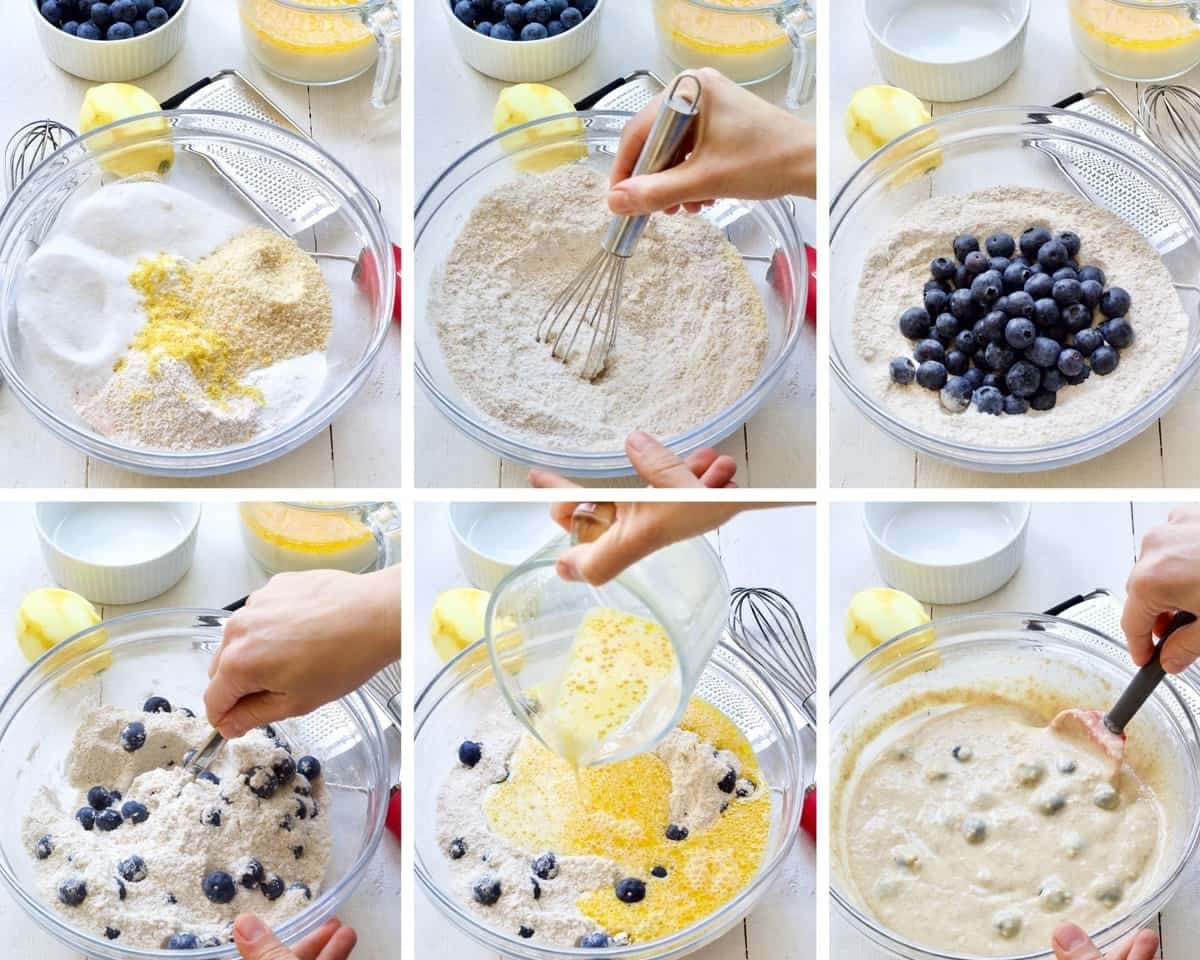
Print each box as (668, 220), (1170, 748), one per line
(828, 500), (1198, 957)
(413, 501), (817, 960)
(829, 0), (1200, 488)
(413, 5), (817, 488)
(0, 501), (402, 958)
(0, 5), (401, 488)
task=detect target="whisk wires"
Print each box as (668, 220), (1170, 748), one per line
(728, 586), (815, 723)
(536, 248), (625, 381)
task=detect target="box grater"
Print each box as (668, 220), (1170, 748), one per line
(1031, 87), (1192, 256)
(574, 70), (666, 114)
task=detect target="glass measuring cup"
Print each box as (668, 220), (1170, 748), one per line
(651, 0), (817, 109)
(484, 503), (730, 768)
(238, 0), (401, 107)
(238, 501), (400, 574)
(1068, 0), (1200, 81)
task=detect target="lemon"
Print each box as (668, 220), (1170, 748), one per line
(80, 83), (174, 179)
(431, 587), (522, 685)
(845, 85), (941, 185)
(844, 587), (937, 680)
(16, 588), (111, 688)
(493, 83), (586, 173)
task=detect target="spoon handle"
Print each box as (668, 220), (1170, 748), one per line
(1106, 610), (1197, 734)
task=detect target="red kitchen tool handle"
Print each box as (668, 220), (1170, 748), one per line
(800, 784), (816, 841)
(353, 244), (402, 324)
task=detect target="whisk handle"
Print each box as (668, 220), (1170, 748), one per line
(604, 73), (702, 258)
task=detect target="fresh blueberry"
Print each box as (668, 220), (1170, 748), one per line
(472, 876), (502, 906)
(1100, 286), (1131, 318)
(964, 250), (989, 275)
(291, 844), (304, 859)
(244, 767), (280, 799)
(35, 835), (53, 859)
(1004, 291), (1035, 319)
(1027, 336), (1062, 369)
(982, 372), (1003, 390)
(934, 312), (959, 342)
(970, 270), (1003, 307)
(475, 20), (494, 34)
(110, 0), (135, 21)
(963, 367), (985, 390)
(1056, 231), (1082, 257)
(90, 0), (111, 26)
(989, 256), (1011, 274)
(898, 306), (930, 340)
(913, 339), (945, 364)
(453, 0), (475, 23)
(576, 0), (595, 13)
(523, 0), (550, 22)
(41, 0), (63, 24)
(503, 1), (523, 25)
(1030, 391), (1057, 411)
(297, 755), (321, 780)
(547, 0), (566, 12)
(945, 350), (969, 376)
(272, 754), (296, 785)
(201, 806), (222, 826)
(1051, 267), (1078, 284)
(973, 385), (1004, 415)
(954, 329), (978, 355)
(615, 878), (646, 903)
(1019, 226), (1052, 259)
(120, 721), (146, 752)
(118, 854), (147, 882)
(974, 311), (1007, 344)
(237, 858), (265, 888)
(520, 22), (547, 39)
(179, 707), (195, 718)
(1041, 369), (1066, 392)
(1077, 265), (1106, 286)
(105, 927), (120, 940)
(167, 934), (200, 949)
(940, 375), (973, 413)
(1004, 395), (1029, 415)
(448, 838), (467, 859)
(491, 20), (516, 38)
(580, 933), (610, 948)
(95, 808), (123, 831)
(121, 800), (149, 824)
(106, 21), (133, 38)
(142, 695), (172, 714)
(1062, 303), (1091, 334)
(1025, 273), (1054, 301)
(949, 288), (978, 322)
(58, 877), (87, 906)
(202, 870), (236, 904)
(88, 786), (112, 810)
(134, 0), (151, 12)
(1079, 279), (1103, 310)
(1057, 348), (1084, 378)
(1052, 279), (1083, 307)
(1004, 317), (1036, 349)
(916, 360), (948, 391)
(930, 256), (956, 282)
(532, 852), (559, 879)
(163, 0), (181, 11)
(987, 232), (1016, 258)
(198, 771), (220, 785)
(519, 927), (535, 939)
(63, 19), (81, 33)
(985, 342), (1017, 372)
(75, 807), (96, 830)
(1003, 261), (1032, 293)
(1006, 360), (1042, 398)
(665, 824), (688, 841)
(953, 235), (980, 262)
(261, 874), (285, 900)
(1073, 327), (1104, 356)
(1102, 317), (1134, 349)
(109, 790), (122, 804)
(924, 287), (949, 317)
(954, 264), (971, 290)
(1032, 298), (1060, 328)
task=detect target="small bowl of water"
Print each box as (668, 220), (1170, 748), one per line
(863, 0), (1030, 102)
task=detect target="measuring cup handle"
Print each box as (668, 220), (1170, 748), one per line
(366, 501), (402, 567)
(365, 1), (402, 109)
(570, 503), (616, 545)
(781, 4), (817, 111)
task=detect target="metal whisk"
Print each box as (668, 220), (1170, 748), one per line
(537, 73), (702, 381)
(1139, 84), (1200, 184)
(5, 119), (75, 196)
(728, 586), (816, 726)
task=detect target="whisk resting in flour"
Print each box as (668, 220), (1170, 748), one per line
(536, 74), (702, 381)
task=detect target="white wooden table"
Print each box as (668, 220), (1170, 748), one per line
(413, 6), (816, 488)
(0, 6), (401, 488)
(830, 0), (1200, 488)
(413, 502), (817, 959)
(829, 500), (1199, 957)
(0, 501), (402, 958)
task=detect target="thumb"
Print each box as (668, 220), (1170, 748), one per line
(609, 163), (712, 217)
(214, 690), (290, 740)
(625, 432), (702, 488)
(1051, 924), (1103, 960)
(234, 915), (295, 960)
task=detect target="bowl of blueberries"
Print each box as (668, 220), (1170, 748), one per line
(31, 0), (189, 82)
(444, 0), (603, 83)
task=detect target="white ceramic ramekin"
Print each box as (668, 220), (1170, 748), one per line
(443, 0), (605, 82)
(863, 0), (1029, 102)
(35, 502), (201, 605)
(30, 0), (191, 82)
(863, 502), (1030, 605)
(448, 502), (558, 591)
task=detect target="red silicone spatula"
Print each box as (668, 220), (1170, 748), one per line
(1051, 610), (1196, 772)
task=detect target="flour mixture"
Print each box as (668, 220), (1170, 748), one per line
(852, 187), (1189, 447)
(16, 180), (333, 451)
(836, 697), (1170, 956)
(430, 163), (769, 452)
(23, 699), (331, 949)
(436, 698), (770, 947)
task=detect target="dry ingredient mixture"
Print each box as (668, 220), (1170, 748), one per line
(852, 187), (1188, 447)
(436, 698), (770, 948)
(835, 696), (1170, 956)
(16, 180), (333, 451)
(430, 163), (769, 452)
(23, 699), (331, 949)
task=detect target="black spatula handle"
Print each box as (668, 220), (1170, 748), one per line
(1107, 610), (1197, 734)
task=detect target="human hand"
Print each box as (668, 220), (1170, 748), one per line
(530, 431), (737, 490)
(1051, 922), (1158, 960)
(205, 566), (401, 738)
(608, 67), (817, 217)
(1122, 506), (1200, 673)
(233, 915), (357, 960)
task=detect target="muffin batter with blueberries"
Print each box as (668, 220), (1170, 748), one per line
(436, 697), (770, 948)
(838, 698), (1169, 955)
(22, 698), (330, 949)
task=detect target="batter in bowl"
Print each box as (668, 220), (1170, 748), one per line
(837, 697), (1170, 956)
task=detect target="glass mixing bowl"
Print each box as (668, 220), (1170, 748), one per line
(831, 105), (1200, 473)
(415, 112), (807, 478)
(0, 608), (391, 958)
(830, 611), (1200, 960)
(415, 637), (807, 959)
(0, 111), (395, 477)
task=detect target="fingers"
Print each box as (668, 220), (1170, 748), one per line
(529, 468), (580, 490)
(1121, 570), (1162, 667)
(698, 455), (738, 488)
(684, 448), (718, 477)
(625, 431), (703, 488)
(233, 914), (299, 960)
(1051, 924), (1104, 960)
(213, 689), (291, 740)
(315, 927), (358, 960)
(609, 89), (664, 187)
(548, 501), (578, 533)
(608, 161), (714, 217)
(1112, 930), (1161, 960)
(294, 919), (343, 960)
(1161, 618), (1200, 673)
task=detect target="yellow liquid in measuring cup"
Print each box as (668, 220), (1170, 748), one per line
(239, 502), (379, 573)
(1069, 0), (1200, 78)
(485, 697), (771, 942)
(532, 608), (680, 768)
(240, 0), (377, 84)
(655, 0), (790, 84)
